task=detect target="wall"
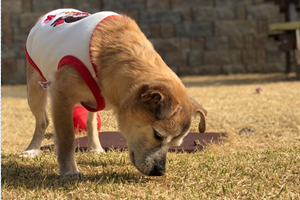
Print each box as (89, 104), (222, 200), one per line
(1, 0), (287, 84)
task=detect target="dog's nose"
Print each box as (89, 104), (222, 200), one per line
(149, 164), (165, 176)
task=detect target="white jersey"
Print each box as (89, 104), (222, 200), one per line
(25, 9), (119, 112)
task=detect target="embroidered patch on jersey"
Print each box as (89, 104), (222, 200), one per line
(43, 11), (89, 27)
(44, 15), (56, 24)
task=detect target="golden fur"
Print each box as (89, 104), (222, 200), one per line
(21, 14), (207, 177)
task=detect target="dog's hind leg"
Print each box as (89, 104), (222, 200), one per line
(20, 62), (49, 158)
(87, 112), (104, 153)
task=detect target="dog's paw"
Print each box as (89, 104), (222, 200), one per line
(19, 149), (41, 158)
(89, 148), (104, 154)
(62, 171), (84, 179)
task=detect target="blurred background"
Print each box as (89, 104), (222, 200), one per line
(2, 0), (300, 84)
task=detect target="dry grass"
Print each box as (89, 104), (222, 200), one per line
(1, 73), (300, 199)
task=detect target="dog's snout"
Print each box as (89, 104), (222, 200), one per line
(149, 164), (165, 176)
(148, 159), (166, 176)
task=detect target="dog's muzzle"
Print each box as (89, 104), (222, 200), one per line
(130, 150), (166, 176)
(148, 159), (166, 176)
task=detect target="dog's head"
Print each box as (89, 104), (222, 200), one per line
(116, 81), (207, 176)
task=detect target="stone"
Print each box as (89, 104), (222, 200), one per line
(203, 50), (232, 65)
(266, 50), (285, 64)
(257, 21), (268, 35)
(256, 50), (266, 64)
(222, 63), (247, 74)
(242, 50), (257, 64)
(16, 59), (27, 75)
(20, 13), (42, 31)
(140, 11), (181, 24)
(163, 52), (187, 67)
(197, 65), (223, 75)
(11, 14), (20, 29)
(247, 4), (280, 20)
(229, 35), (244, 49)
(191, 37), (205, 50)
(171, 0), (213, 8)
(73, 0), (101, 13)
(32, 0), (61, 12)
(2, 44), (18, 58)
(254, 36), (278, 50)
(230, 50), (242, 63)
(193, 6), (236, 22)
(119, 10), (139, 22)
(23, 0), (32, 12)
(253, 0), (265, 4)
(1, 72), (26, 84)
(169, 66), (179, 74)
(150, 24), (160, 38)
(193, 6), (235, 21)
(215, 0), (252, 7)
(216, 7), (235, 20)
(1, 14), (11, 32)
(146, 0), (170, 10)
(188, 51), (202, 66)
(236, 5), (246, 19)
(265, 63), (285, 72)
(2, 30), (13, 44)
(62, 0), (75, 8)
(149, 38), (181, 54)
(176, 22), (213, 37)
(1, 59), (16, 74)
(178, 66), (197, 75)
(215, 20), (257, 36)
(193, 7), (216, 22)
(244, 34), (254, 49)
(215, 0), (235, 7)
(13, 28), (29, 43)
(139, 24), (151, 37)
(205, 36), (229, 50)
(102, 0), (145, 10)
(223, 63), (246, 74)
(174, 7), (192, 21)
(160, 23), (175, 38)
(2, 0), (22, 15)
(246, 63), (265, 73)
(180, 38), (190, 51)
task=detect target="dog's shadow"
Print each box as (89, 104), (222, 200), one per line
(1, 154), (149, 190)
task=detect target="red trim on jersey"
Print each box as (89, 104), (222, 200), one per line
(24, 44), (47, 81)
(58, 55), (105, 112)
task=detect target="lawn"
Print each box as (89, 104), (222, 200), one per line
(1, 73), (300, 199)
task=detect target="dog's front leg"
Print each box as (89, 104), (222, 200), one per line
(50, 87), (83, 178)
(87, 112), (104, 153)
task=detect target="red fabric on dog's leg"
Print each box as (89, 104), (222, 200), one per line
(73, 105), (101, 134)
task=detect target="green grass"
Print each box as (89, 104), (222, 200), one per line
(2, 73), (300, 199)
(2, 148), (300, 199)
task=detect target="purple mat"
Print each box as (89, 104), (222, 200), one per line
(41, 132), (226, 153)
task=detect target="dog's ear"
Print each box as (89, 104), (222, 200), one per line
(191, 98), (207, 133)
(140, 83), (179, 120)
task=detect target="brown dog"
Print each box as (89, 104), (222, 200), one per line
(21, 9), (207, 177)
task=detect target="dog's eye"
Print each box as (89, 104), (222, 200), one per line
(153, 129), (164, 141)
